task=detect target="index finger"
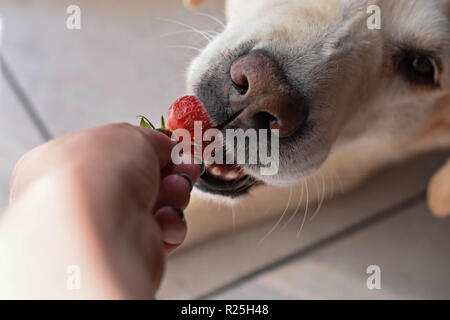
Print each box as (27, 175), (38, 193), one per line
(137, 127), (177, 169)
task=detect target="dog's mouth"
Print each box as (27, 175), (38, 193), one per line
(197, 163), (259, 197)
(198, 124), (262, 194)
(205, 162), (245, 181)
(193, 109), (260, 197)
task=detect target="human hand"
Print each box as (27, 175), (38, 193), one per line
(1, 123), (202, 299)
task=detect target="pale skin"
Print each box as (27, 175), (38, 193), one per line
(0, 124), (201, 299)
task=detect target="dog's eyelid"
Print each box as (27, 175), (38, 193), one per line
(421, 55), (442, 86)
(429, 57), (441, 85)
(392, 46), (443, 88)
(393, 44), (441, 62)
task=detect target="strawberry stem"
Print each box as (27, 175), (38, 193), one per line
(137, 115), (156, 130)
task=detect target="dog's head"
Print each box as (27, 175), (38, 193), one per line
(186, 0), (450, 198)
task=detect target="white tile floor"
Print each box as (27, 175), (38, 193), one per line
(158, 152), (449, 299)
(0, 71), (43, 210)
(210, 202), (450, 300)
(0, 0), (449, 299)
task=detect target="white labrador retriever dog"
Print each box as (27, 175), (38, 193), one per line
(181, 0), (450, 246)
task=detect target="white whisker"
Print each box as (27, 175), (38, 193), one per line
(159, 29), (211, 39)
(231, 202), (236, 233)
(166, 45), (203, 53)
(160, 29), (219, 39)
(297, 180), (309, 238)
(194, 11), (226, 29)
(157, 17), (214, 42)
(328, 170), (335, 199)
(282, 183), (304, 229)
(309, 174), (326, 221)
(259, 186), (293, 244)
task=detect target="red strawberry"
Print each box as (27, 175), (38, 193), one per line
(138, 97), (243, 179)
(139, 96), (216, 159)
(168, 96), (216, 160)
(167, 96), (212, 134)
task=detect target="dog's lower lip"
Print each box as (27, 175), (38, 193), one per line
(196, 169), (258, 198)
(196, 149), (258, 196)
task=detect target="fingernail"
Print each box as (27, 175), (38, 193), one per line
(173, 207), (185, 223)
(199, 162), (206, 176)
(199, 161), (206, 176)
(194, 157), (206, 176)
(179, 173), (193, 192)
(156, 128), (173, 138)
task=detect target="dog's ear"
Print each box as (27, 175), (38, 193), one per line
(183, 0), (206, 9)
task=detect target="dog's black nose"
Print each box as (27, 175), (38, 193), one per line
(229, 50), (307, 138)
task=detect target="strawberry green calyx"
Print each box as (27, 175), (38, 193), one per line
(138, 115), (169, 130)
(138, 115), (156, 130)
(138, 115), (173, 138)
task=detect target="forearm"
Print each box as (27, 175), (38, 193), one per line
(0, 172), (125, 299)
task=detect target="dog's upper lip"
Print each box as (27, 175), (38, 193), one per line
(216, 108), (246, 129)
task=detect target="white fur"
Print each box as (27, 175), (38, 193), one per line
(183, 0), (450, 246)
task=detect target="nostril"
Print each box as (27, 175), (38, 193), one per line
(231, 68), (249, 95)
(229, 50), (307, 138)
(253, 111), (277, 130)
(231, 74), (249, 95)
(232, 79), (248, 95)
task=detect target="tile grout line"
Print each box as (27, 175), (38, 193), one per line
(196, 191), (426, 300)
(1, 54), (53, 141)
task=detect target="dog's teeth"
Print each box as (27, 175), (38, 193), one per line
(225, 171), (239, 180)
(211, 167), (222, 176)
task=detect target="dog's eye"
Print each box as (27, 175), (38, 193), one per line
(400, 54), (440, 87)
(412, 56), (434, 76)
